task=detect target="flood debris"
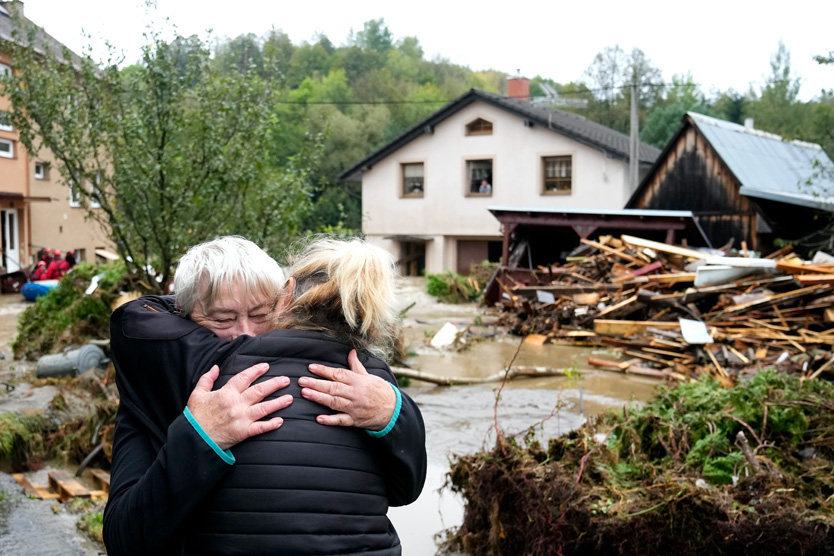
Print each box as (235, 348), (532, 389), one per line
(441, 370), (834, 556)
(486, 235), (834, 385)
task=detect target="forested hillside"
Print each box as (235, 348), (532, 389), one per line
(209, 20), (832, 232)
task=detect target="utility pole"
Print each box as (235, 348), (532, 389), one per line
(629, 81), (639, 192)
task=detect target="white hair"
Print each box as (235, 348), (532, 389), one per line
(174, 236), (286, 316)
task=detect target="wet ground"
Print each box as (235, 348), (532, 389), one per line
(0, 280), (664, 555)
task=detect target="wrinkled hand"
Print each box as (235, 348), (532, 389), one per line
(299, 350), (396, 431)
(187, 363), (293, 451)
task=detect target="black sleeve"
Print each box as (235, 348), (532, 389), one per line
(359, 354), (427, 507)
(103, 406), (234, 556)
(369, 387), (427, 506)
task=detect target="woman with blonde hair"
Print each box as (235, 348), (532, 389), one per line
(107, 235), (427, 556)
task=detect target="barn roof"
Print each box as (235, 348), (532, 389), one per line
(629, 112), (834, 212)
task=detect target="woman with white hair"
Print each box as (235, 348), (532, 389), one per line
(105, 236), (426, 556)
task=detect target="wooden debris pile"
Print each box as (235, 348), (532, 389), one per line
(491, 235), (834, 384)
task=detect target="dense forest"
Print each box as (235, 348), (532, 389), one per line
(206, 20), (833, 231)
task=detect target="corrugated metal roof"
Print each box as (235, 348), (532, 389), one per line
(689, 112), (834, 211)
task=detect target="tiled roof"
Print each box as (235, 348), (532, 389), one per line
(340, 88), (661, 181)
(0, 3), (82, 66)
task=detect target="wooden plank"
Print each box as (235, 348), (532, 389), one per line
(594, 319), (680, 337)
(12, 473), (40, 498)
(621, 235), (710, 260)
(580, 238), (645, 266)
(524, 334), (548, 345)
(588, 357), (629, 370)
(775, 262), (834, 275)
(49, 471), (91, 502)
(705, 347), (728, 378)
(795, 274), (834, 285)
(589, 295), (639, 321)
(90, 469), (110, 494)
(643, 273), (696, 284)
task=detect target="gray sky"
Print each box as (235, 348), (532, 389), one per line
(20, 0), (834, 101)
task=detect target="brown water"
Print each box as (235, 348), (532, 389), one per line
(390, 281), (664, 554)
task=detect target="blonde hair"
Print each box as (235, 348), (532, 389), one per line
(174, 236), (285, 316)
(276, 237), (399, 358)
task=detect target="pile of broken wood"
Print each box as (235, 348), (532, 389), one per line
(491, 235), (834, 385)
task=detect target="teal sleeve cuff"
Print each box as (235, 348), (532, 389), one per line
(366, 383), (402, 438)
(183, 406), (235, 465)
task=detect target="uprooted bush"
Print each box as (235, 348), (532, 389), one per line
(12, 261), (134, 360)
(427, 262), (497, 304)
(0, 370), (118, 471)
(442, 370), (834, 555)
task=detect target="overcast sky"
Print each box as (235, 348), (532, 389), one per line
(19, 0), (834, 101)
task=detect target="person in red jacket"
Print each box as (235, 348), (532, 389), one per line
(45, 249), (70, 279)
(31, 260), (49, 281)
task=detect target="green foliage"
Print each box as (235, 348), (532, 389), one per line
(0, 412), (47, 470)
(1, 16), (313, 292)
(76, 510), (104, 545)
(12, 262), (127, 359)
(426, 271), (483, 304)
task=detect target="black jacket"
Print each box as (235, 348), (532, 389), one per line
(183, 330), (427, 556)
(103, 296), (427, 556)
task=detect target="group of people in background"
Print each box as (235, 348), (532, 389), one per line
(31, 247), (77, 281)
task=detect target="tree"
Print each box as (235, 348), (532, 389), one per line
(748, 41), (806, 138)
(641, 74), (714, 148)
(1, 17), (313, 291)
(353, 19), (394, 53)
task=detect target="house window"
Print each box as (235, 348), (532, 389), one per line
(34, 162), (47, 180)
(467, 159), (493, 195)
(69, 182), (82, 207)
(0, 138), (13, 158)
(402, 162), (424, 197)
(542, 155), (572, 194)
(90, 171), (101, 208)
(0, 110), (11, 132)
(0, 62), (10, 77)
(466, 118), (493, 136)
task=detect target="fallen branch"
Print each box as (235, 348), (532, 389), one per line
(391, 365), (566, 386)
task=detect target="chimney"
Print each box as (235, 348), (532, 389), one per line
(744, 118), (754, 129)
(507, 75), (530, 101)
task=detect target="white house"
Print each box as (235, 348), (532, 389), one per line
(340, 83), (661, 275)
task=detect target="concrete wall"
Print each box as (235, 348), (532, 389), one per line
(361, 100), (630, 273)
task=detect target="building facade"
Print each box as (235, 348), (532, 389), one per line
(0, 1), (111, 274)
(342, 86), (660, 275)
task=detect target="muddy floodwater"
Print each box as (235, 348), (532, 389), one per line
(389, 279), (662, 555)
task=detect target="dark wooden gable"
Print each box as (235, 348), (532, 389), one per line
(629, 117), (758, 250)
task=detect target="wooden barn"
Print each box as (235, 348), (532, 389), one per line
(627, 112), (834, 254)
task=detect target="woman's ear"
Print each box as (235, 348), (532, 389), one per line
(275, 277), (295, 313)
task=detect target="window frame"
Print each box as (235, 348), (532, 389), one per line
(541, 155), (573, 195)
(0, 110), (12, 132)
(34, 162), (45, 180)
(0, 138), (13, 159)
(465, 158), (494, 197)
(0, 62), (10, 77)
(465, 118), (493, 136)
(69, 182), (82, 208)
(401, 162), (425, 198)
(90, 171), (101, 208)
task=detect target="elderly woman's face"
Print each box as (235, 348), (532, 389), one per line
(191, 282), (275, 340)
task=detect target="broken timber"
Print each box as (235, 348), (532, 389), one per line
(12, 470), (110, 502)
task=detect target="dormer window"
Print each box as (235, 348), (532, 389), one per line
(466, 118), (492, 136)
